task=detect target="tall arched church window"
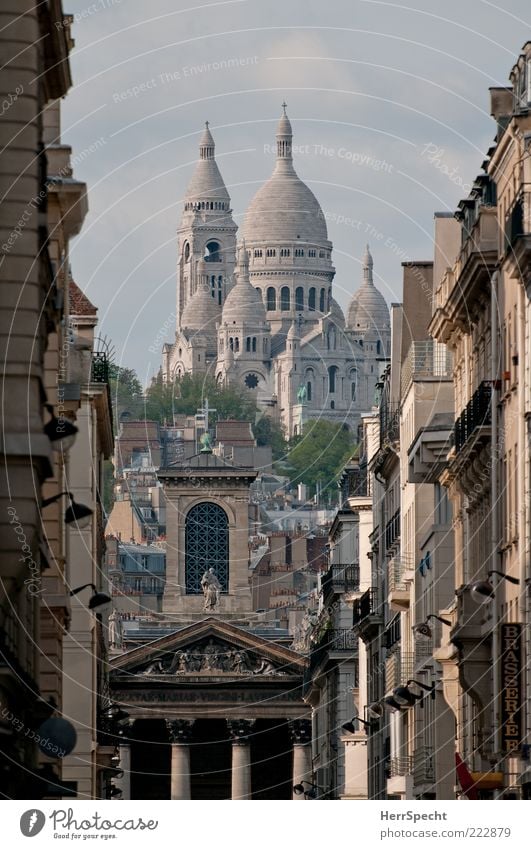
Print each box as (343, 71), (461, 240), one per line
(309, 288), (316, 311)
(328, 365), (338, 393)
(295, 287), (304, 312)
(184, 242), (190, 262)
(281, 287), (290, 311)
(267, 287), (276, 311)
(252, 337), (257, 353)
(185, 502), (229, 594)
(319, 288), (326, 313)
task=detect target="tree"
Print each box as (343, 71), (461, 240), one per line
(253, 415), (287, 462)
(283, 419), (356, 501)
(108, 363), (144, 429)
(144, 373), (258, 425)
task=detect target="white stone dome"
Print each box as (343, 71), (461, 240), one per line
(181, 264), (220, 344)
(328, 296), (345, 327)
(184, 123), (230, 204)
(222, 244), (267, 325)
(347, 245), (390, 333)
(242, 107), (328, 244)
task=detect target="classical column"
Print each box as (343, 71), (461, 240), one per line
(290, 719), (312, 800)
(166, 720), (194, 800)
(113, 743), (131, 799)
(228, 720), (255, 800)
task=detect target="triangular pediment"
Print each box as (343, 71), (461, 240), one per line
(110, 617), (307, 679)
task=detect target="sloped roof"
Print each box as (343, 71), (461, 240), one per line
(69, 279), (97, 316)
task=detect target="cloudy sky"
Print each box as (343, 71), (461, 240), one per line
(62, 0), (530, 383)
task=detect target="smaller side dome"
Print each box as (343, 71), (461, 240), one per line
(222, 242), (267, 326)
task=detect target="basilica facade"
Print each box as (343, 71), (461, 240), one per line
(162, 107), (391, 436)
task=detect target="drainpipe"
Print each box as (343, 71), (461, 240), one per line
(490, 270), (500, 764)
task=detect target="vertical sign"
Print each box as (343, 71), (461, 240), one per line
(500, 623), (523, 755)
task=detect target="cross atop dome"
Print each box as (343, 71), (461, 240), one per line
(199, 121), (215, 160)
(276, 102), (293, 162)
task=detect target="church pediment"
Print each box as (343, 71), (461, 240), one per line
(111, 618), (307, 680)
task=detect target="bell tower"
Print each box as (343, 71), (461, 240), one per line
(159, 444), (256, 621)
(177, 122), (238, 326)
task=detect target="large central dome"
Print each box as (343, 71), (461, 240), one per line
(242, 106), (329, 244)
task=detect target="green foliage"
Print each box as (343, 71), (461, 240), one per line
(253, 415), (288, 462)
(108, 363), (144, 429)
(144, 373), (258, 424)
(283, 419), (356, 501)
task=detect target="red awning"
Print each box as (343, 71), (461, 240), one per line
(455, 752), (479, 800)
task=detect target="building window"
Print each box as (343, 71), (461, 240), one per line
(307, 381), (312, 401)
(205, 240), (221, 262)
(266, 248), (276, 257)
(280, 287), (290, 311)
(280, 248), (290, 257)
(252, 337), (257, 352)
(308, 288), (316, 311)
(319, 250), (325, 258)
(295, 248), (304, 257)
(185, 502), (229, 594)
(246, 337), (251, 352)
(235, 338), (240, 352)
(245, 373), (259, 389)
(308, 249), (316, 257)
(295, 286), (304, 311)
(267, 287), (276, 311)
(328, 365), (338, 393)
(319, 288), (326, 312)
(254, 249), (263, 258)
(183, 242), (190, 262)
(229, 337), (234, 351)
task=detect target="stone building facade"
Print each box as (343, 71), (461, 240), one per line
(162, 108), (391, 436)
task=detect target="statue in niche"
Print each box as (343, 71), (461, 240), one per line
(201, 568), (222, 611)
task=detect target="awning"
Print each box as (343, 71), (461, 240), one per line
(455, 752), (478, 800)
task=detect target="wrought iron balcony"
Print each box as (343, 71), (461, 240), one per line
(385, 509), (400, 552)
(352, 587), (383, 640)
(91, 351), (109, 383)
(379, 404), (400, 449)
(453, 381), (491, 453)
(385, 651), (414, 692)
(321, 563), (360, 602)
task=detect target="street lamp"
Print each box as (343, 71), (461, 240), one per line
(43, 404), (78, 452)
(70, 583), (112, 612)
(293, 780), (321, 799)
(470, 570), (520, 605)
(392, 680), (435, 707)
(412, 614), (452, 640)
(42, 491), (93, 529)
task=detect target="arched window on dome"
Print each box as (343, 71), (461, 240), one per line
(308, 249), (316, 258)
(295, 248), (304, 258)
(320, 288), (326, 313)
(246, 337), (251, 353)
(328, 288), (332, 311)
(234, 338), (240, 352)
(280, 287), (290, 311)
(327, 327), (337, 351)
(183, 242), (190, 262)
(328, 365), (338, 393)
(229, 338), (234, 351)
(267, 287), (276, 311)
(252, 337), (257, 353)
(308, 288), (316, 311)
(295, 287), (304, 312)
(377, 340), (382, 355)
(319, 250), (325, 258)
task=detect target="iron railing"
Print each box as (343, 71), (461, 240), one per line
(352, 587), (381, 626)
(414, 745), (435, 784)
(321, 564), (360, 601)
(91, 351), (109, 383)
(379, 404), (400, 448)
(385, 510), (400, 551)
(453, 381), (491, 453)
(388, 755), (414, 777)
(400, 341), (453, 397)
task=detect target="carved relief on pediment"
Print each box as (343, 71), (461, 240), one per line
(136, 637), (290, 677)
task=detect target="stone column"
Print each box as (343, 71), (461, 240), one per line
(166, 720), (194, 800)
(290, 719), (312, 799)
(114, 743), (131, 799)
(228, 720), (255, 800)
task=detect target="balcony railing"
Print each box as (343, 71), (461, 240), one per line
(400, 341), (453, 397)
(321, 564), (360, 601)
(414, 745), (435, 784)
(91, 351), (109, 383)
(385, 651), (414, 692)
(379, 405), (400, 448)
(352, 587), (381, 626)
(453, 381), (491, 453)
(385, 509), (400, 551)
(388, 755), (414, 778)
